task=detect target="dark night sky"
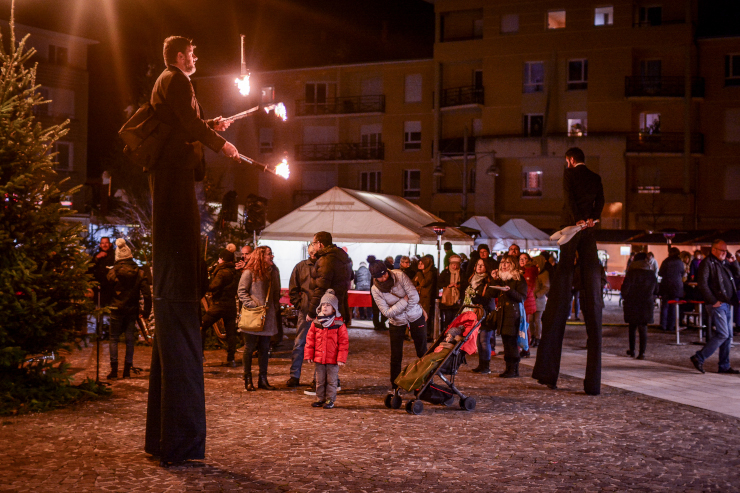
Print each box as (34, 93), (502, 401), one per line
(0, 0), (434, 178)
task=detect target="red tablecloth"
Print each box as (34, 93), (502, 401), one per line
(279, 288), (372, 307)
(606, 275), (625, 291)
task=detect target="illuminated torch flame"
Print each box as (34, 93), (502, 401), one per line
(274, 102), (287, 121)
(274, 158), (290, 179)
(235, 74), (250, 96)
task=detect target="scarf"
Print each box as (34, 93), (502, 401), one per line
(469, 272), (487, 290)
(499, 268), (519, 281)
(449, 269), (460, 286)
(317, 314), (336, 328)
(374, 275), (395, 293)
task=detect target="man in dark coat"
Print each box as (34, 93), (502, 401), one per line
(622, 253), (658, 359)
(201, 248), (240, 365)
(533, 147), (605, 395)
(287, 242), (318, 387)
(145, 36), (240, 465)
(658, 247), (686, 332)
(90, 236), (116, 338)
(306, 231), (353, 323)
(354, 261), (372, 320)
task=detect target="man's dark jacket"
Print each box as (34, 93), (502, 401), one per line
(207, 261), (238, 309)
(308, 245), (352, 317)
(697, 255), (740, 305)
(622, 260), (658, 325)
(658, 255), (685, 299)
(562, 164), (605, 227)
(289, 257), (316, 314)
(90, 248), (116, 304)
(354, 265), (372, 291)
(106, 259), (152, 317)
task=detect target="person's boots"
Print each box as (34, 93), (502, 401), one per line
(258, 374), (276, 390)
(500, 360), (519, 378)
(511, 361), (520, 377)
(244, 372), (256, 391)
(472, 359), (490, 373)
(122, 362), (132, 379)
(106, 362), (118, 380)
(498, 361), (511, 378)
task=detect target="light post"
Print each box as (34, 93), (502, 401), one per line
(425, 221), (447, 340)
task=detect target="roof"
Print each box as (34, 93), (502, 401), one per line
(501, 219), (557, 248)
(260, 187), (473, 245)
(460, 216), (519, 250)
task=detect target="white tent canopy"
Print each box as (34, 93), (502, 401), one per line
(460, 216), (519, 251)
(261, 187), (473, 245)
(500, 218), (558, 249)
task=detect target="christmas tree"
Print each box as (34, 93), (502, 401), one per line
(0, 11), (95, 372)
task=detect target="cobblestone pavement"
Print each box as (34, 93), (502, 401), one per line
(2, 325), (740, 492)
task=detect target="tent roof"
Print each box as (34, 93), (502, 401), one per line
(460, 216), (512, 240)
(260, 187), (473, 245)
(500, 218), (557, 248)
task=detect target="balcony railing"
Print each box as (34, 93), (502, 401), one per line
(626, 132), (703, 154)
(437, 137), (477, 155)
(441, 86), (484, 108)
(294, 95), (385, 117)
(625, 76), (705, 98)
(294, 143), (385, 162)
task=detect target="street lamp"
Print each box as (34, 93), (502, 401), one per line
(424, 221), (447, 272)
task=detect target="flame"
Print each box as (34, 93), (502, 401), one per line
(274, 102), (287, 121)
(235, 74), (250, 96)
(274, 158), (290, 179)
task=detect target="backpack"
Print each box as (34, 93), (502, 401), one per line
(118, 102), (172, 171)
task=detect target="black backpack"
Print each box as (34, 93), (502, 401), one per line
(118, 103), (172, 171)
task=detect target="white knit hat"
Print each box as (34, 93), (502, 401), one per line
(115, 238), (133, 262)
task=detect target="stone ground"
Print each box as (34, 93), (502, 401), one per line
(1, 297), (739, 492)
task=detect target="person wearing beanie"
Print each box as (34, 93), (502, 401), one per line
(438, 254), (463, 330)
(370, 260), (427, 396)
(367, 257), (389, 330)
(201, 248), (240, 366)
(106, 238), (152, 380)
(305, 289), (349, 409)
(443, 241), (457, 269)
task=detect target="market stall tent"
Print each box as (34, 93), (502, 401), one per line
(259, 187), (473, 285)
(500, 218), (558, 249)
(460, 216), (519, 251)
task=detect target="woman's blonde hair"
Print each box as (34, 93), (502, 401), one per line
(499, 255), (522, 280)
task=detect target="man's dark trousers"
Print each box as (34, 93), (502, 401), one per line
(202, 304), (237, 360)
(533, 229), (603, 394)
(145, 167), (206, 462)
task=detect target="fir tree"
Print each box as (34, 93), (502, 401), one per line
(0, 11), (95, 367)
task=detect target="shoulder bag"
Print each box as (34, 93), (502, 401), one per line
(238, 277), (272, 332)
(118, 102), (172, 172)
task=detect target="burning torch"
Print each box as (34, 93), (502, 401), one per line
(235, 34), (250, 96)
(239, 154), (290, 179)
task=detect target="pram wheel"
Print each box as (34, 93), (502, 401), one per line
(384, 394), (393, 408)
(460, 397), (476, 411)
(406, 399), (424, 415)
(385, 392), (403, 409)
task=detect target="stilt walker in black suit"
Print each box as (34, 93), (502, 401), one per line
(144, 36), (240, 464)
(532, 147), (605, 395)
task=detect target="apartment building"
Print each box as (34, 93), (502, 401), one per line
(1, 22), (98, 214)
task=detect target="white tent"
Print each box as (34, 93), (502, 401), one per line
(460, 216), (519, 251)
(500, 218), (557, 249)
(259, 187), (473, 285)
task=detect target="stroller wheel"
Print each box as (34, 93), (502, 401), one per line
(409, 399), (423, 415)
(384, 394), (393, 408)
(460, 397), (476, 411)
(391, 393), (403, 409)
(405, 400), (414, 414)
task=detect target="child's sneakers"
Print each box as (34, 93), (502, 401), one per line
(311, 400), (325, 408)
(323, 399), (335, 409)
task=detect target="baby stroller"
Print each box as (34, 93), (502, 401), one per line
(384, 308), (482, 415)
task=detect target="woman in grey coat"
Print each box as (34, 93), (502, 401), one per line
(238, 245), (281, 391)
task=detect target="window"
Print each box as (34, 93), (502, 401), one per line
(361, 124), (382, 149)
(640, 112), (661, 134)
(304, 82), (335, 114)
(725, 54), (740, 87)
(360, 171), (381, 193)
(261, 86), (275, 104)
(523, 62), (544, 93)
(403, 170), (421, 198)
(725, 166), (740, 201)
(567, 59), (588, 90)
(440, 9), (484, 42)
(636, 165), (660, 193)
(594, 6), (614, 26)
(472, 118), (482, 136)
(405, 74), (423, 103)
(522, 170), (543, 197)
(725, 108), (740, 143)
(404, 121), (421, 150)
(259, 128), (273, 153)
(523, 114), (544, 137)
(473, 70), (483, 90)
(640, 59), (662, 77)
(48, 44), (68, 65)
(547, 10), (566, 29)
(638, 6), (662, 26)
(53, 142), (73, 171)
(567, 111), (588, 136)
(501, 14), (519, 33)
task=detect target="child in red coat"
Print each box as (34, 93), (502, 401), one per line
(305, 289), (349, 409)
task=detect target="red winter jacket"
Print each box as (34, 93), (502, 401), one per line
(305, 317), (349, 365)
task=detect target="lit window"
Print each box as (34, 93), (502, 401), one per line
(594, 6), (614, 26)
(54, 142), (73, 171)
(360, 171), (381, 192)
(640, 112), (661, 134)
(567, 59), (588, 90)
(523, 62), (544, 93)
(523, 114), (543, 137)
(522, 171), (543, 197)
(725, 54), (740, 87)
(261, 86), (275, 104)
(259, 128), (273, 153)
(567, 112), (588, 136)
(501, 14), (519, 33)
(403, 170), (421, 198)
(547, 10), (566, 29)
(404, 121), (422, 150)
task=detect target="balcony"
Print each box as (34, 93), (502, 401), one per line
(626, 132), (703, 154)
(294, 95), (385, 117)
(437, 137), (477, 156)
(294, 143), (384, 162)
(625, 76), (705, 98)
(441, 86), (484, 108)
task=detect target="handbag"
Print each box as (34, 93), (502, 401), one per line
(238, 279), (272, 332)
(118, 102), (172, 171)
